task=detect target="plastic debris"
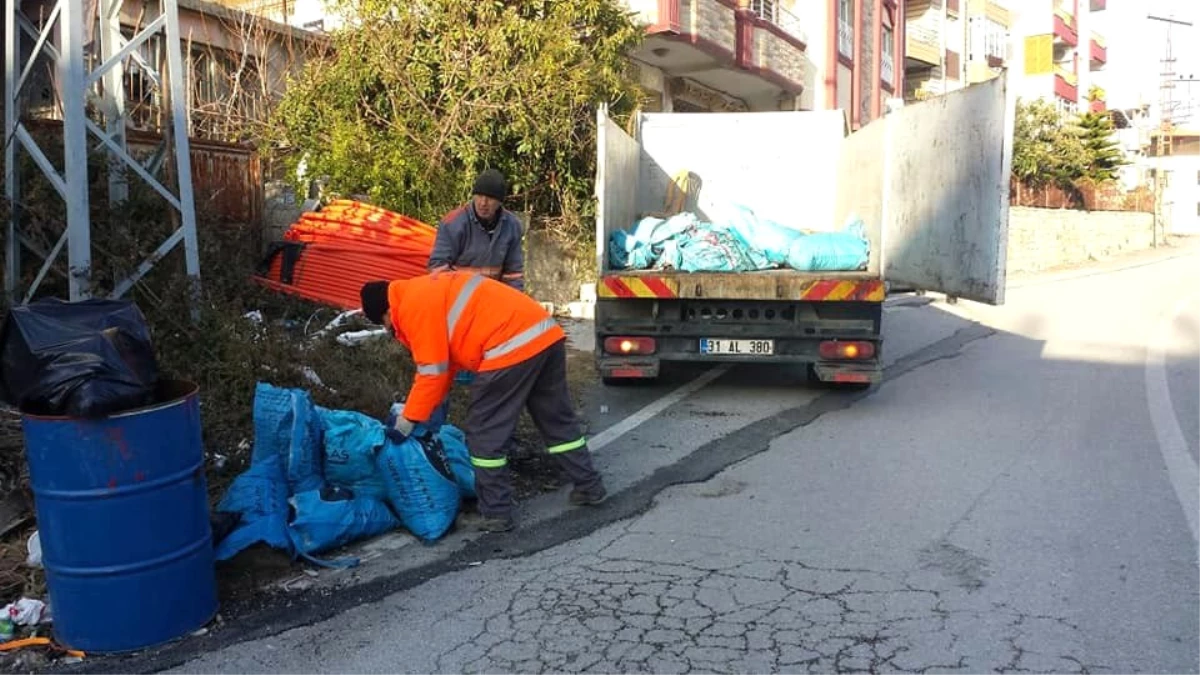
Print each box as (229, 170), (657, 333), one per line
(4, 598), (49, 626)
(25, 531), (40, 568)
(336, 328), (388, 347)
(0, 637), (83, 658)
(0, 298), (159, 417)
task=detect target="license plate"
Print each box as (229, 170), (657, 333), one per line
(699, 339), (775, 355)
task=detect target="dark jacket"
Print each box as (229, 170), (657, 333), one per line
(428, 204), (525, 291)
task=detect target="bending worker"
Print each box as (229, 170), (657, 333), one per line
(429, 169), (525, 290)
(359, 273), (606, 533)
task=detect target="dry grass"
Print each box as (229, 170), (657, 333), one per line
(0, 168), (598, 603)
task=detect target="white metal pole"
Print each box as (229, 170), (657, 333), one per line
(161, 0), (200, 307)
(4, 0), (21, 303)
(60, 0), (93, 300)
(99, 0), (129, 205)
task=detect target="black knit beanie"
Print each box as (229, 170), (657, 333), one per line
(471, 169), (507, 201)
(359, 281), (390, 325)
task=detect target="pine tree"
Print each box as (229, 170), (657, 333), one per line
(1073, 111), (1129, 183)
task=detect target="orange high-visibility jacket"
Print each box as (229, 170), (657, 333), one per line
(387, 271), (565, 422)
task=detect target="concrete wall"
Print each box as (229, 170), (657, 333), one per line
(1005, 206), (1159, 274)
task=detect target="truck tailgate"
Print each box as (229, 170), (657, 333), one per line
(598, 270), (885, 302)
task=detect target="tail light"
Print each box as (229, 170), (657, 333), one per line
(819, 340), (876, 360)
(603, 337), (657, 355)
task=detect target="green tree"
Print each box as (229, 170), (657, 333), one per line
(1011, 98), (1088, 190)
(1072, 110), (1129, 182)
(268, 0), (645, 230)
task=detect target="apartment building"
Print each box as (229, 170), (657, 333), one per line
(212, 0), (902, 126)
(902, 0), (1012, 103)
(214, 0), (342, 32)
(624, 0), (809, 113)
(1147, 129), (1200, 235)
(630, 0), (905, 126)
(1012, 0), (1107, 114)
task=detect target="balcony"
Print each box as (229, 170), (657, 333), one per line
(1090, 32), (1107, 69)
(1088, 85), (1106, 112)
(1053, 3), (1078, 46)
(1054, 64), (1078, 102)
(905, 8), (942, 66)
(629, 0), (808, 107)
(1090, 0), (1105, 10)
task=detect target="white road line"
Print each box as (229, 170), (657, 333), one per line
(590, 365), (732, 452)
(1144, 296), (1199, 545)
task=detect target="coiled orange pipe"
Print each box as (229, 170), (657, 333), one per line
(254, 200), (437, 310)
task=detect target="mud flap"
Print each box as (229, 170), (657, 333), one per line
(809, 362), (882, 385)
(598, 357), (661, 380)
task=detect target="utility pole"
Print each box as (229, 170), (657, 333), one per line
(1147, 13), (1193, 246)
(4, 0), (201, 307)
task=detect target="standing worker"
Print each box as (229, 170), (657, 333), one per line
(429, 169), (526, 290)
(359, 273), (606, 533)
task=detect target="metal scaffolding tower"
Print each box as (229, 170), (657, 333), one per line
(1148, 13), (1194, 246)
(4, 0), (200, 305)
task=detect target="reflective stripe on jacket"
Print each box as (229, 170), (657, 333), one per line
(387, 271), (564, 422)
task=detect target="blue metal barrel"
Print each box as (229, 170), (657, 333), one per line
(21, 380), (218, 653)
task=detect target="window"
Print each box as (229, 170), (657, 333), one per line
(986, 20), (1007, 60)
(1196, 170), (1200, 185)
(838, 0), (854, 59)
(969, 17), (1008, 61)
(750, 0), (777, 23)
(881, 6), (895, 88)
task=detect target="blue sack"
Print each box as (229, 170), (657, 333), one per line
(438, 423), (476, 499)
(287, 487), (400, 555)
(250, 383), (323, 494)
(377, 431), (462, 542)
(677, 223), (766, 273)
(213, 454), (292, 561)
(785, 230), (870, 272)
(318, 408), (389, 500)
(723, 203), (802, 266)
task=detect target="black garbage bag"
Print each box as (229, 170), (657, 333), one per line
(0, 298), (160, 417)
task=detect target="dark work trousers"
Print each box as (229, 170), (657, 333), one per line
(466, 339), (604, 518)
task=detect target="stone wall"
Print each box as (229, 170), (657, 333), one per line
(689, 0), (737, 54)
(754, 24), (806, 86)
(1006, 206), (1162, 274)
(523, 230), (596, 308)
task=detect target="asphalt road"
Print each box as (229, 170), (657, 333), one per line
(170, 246), (1199, 674)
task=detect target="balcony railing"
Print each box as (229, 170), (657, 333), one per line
(837, 17), (853, 58)
(1053, 1), (1075, 26)
(748, 0), (808, 44)
(1054, 64), (1077, 87)
(907, 14), (941, 46)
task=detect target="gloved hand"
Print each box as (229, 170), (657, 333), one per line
(384, 414), (415, 444)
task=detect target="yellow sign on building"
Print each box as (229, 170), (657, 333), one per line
(1024, 35), (1053, 75)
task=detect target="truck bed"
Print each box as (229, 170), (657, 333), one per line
(599, 269), (884, 302)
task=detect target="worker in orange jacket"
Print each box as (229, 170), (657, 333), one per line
(359, 272), (606, 532)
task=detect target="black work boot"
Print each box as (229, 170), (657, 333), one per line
(456, 510), (515, 533)
(569, 483), (607, 507)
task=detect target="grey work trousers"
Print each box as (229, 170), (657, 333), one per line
(466, 339), (603, 518)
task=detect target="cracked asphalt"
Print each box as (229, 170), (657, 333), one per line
(168, 246), (1199, 674)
